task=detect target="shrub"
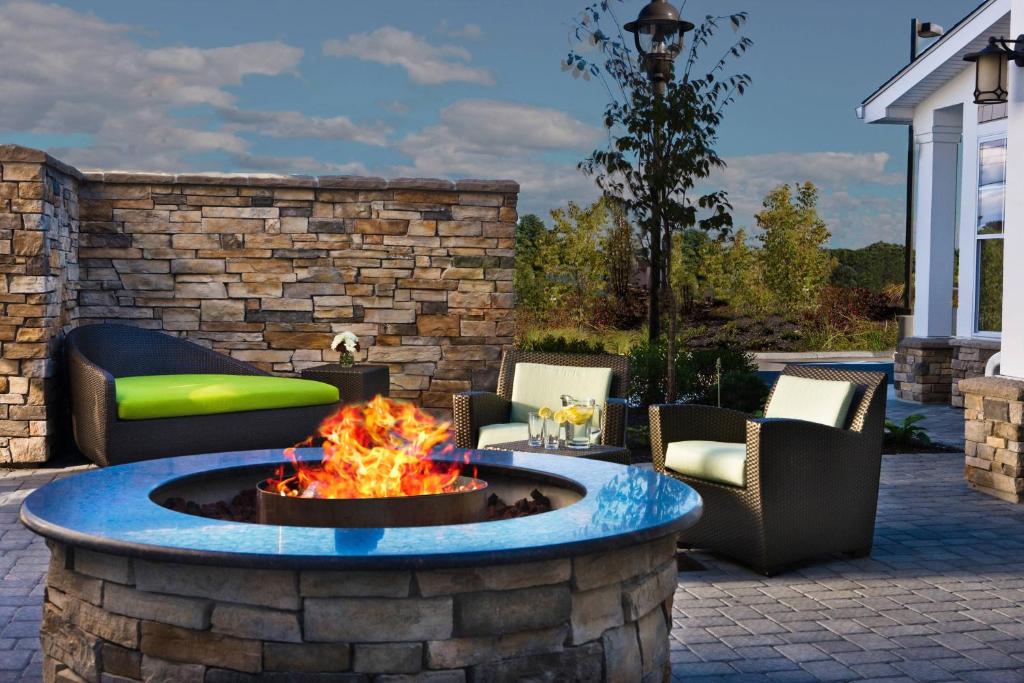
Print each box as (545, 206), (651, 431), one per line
(628, 339), (768, 412)
(517, 334), (609, 355)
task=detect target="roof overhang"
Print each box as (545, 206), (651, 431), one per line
(858, 0), (1011, 124)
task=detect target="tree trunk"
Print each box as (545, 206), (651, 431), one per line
(664, 223), (677, 403)
(647, 221), (661, 341)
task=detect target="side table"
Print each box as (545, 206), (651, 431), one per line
(300, 364), (389, 404)
(486, 440), (631, 466)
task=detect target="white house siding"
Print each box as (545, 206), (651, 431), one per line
(1001, 0), (1024, 377)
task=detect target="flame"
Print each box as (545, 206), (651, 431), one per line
(268, 395), (478, 499)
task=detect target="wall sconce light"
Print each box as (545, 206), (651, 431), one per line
(964, 35), (1024, 105)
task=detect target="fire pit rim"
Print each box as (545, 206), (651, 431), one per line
(20, 448), (702, 570)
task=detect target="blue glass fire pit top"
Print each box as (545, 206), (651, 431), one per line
(20, 448), (702, 569)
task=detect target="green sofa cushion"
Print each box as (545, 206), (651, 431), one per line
(765, 375), (857, 428)
(476, 422), (530, 449)
(509, 363), (612, 424)
(115, 374), (339, 421)
(665, 440), (747, 487)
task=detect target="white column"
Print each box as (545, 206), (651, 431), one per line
(1001, 0), (1024, 377)
(913, 113), (962, 338)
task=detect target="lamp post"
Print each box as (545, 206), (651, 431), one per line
(902, 19), (945, 326)
(624, 0), (693, 340)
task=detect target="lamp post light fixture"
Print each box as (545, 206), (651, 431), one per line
(964, 35), (1024, 105)
(624, 0), (694, 95)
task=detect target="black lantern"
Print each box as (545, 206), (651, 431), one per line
(624, 0), (694, 88)
(964, 35), (1024, 105)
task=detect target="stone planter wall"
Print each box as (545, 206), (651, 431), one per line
(893, 337), (953, 403)
(962, 376), (1024, 503)
(41, 536), (677, 682)
(950, 338), (1001, 408)
(0, 144), (518, 463)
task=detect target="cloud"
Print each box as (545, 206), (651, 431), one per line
(0, 0), (308, 169)
(395, 100), (602, 216)
(714, 151), (905, 248)
(439, 21), (483, 40)
(323, 27), (493, 86)
(218, 108), (390, 146)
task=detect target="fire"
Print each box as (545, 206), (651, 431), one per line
(268, 396), (478, 499)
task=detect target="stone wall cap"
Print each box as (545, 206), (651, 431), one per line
(1, 145), (520, 194)
(0, 143), (48, 163)
(950, 337), (1002, 351)
(0, 144), (84, 180)
(319, 176), (388, 190)
(244, 174), (317, 188)
(898, 336), (952, 350)
(959, 375), (1024, 401)
(455, 179), (520, 193)
(387, 177), (455, 191)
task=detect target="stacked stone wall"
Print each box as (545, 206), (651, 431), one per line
(950, 338), (1001, 408)
(42, 537), (676, 682)
(0, 145), (518, 462)
(893, 337), (953, 403)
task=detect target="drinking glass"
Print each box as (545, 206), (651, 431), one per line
(527, 411), (543, 447)
(544, 417), (561, 449)
(564, 399), (595, 450)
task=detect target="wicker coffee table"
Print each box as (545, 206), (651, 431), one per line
(300, 364), (389, 404)
(487, 440), (631, 465)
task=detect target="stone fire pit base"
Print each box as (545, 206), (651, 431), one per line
(42, 536), (677, 682)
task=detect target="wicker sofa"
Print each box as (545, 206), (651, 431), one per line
(66, 324), (342, 466)
(650, 365), (887, 575)
(452, 350), (630, 449)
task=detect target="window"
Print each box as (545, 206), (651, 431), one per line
(976, 139), (1005, 332)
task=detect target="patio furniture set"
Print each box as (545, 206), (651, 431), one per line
(63, 322), (887, 576)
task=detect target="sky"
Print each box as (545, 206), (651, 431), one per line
(0, 0), (984, 247)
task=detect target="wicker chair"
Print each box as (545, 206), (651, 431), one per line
(453, 350), (630, 449)
(650, 365), (887, 575)
(66, 324), (342, 466)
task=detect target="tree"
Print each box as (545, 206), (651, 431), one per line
(514, 214), (549, 314)
(604, 200), (636, 303)
(699, 228), (768, 315)
(547, 199), (610, 327)
(566, 3), (751, 401)
(830, 242), (905, 292)
(756, 183), (835, 311)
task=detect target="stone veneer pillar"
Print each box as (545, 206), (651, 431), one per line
(961, 376), (1024, 503)
(0, 146), (80, 463)
(893, 336), (953, 403)
(0, 144), (518, 463)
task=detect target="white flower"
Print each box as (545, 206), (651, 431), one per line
(331, 331), (359, 354)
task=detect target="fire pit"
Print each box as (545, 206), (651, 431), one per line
(21, 401), (702, 681)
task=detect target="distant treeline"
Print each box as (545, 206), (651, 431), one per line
(828, 241), (905, 292)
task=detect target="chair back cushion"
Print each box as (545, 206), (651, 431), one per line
(764, 374), (857, 428)
(665, 440), (747, 487)
(115, 374), (338, 420)
(476, 423), (531, 449)
(509, 363), (612, 424)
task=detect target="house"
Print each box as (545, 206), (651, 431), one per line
(860, 0), (1024, 501)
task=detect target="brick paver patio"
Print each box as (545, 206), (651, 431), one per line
(1, 453), (1022, 682)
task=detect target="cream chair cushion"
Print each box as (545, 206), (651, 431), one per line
(508, 363), (613, 424)
(477, 423), (530, 449)
(764, 375), (857, 428)
(665, 440), (747, 487)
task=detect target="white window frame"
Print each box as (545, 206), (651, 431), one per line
(973, 124), (1007, 338)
